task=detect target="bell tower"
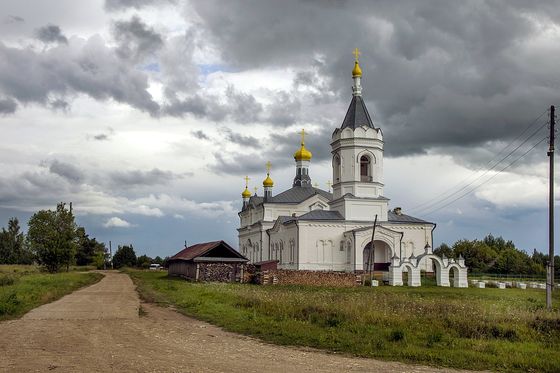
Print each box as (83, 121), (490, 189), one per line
(330, 49), (388, 221)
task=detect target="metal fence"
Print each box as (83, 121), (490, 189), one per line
(469, 272), (547, 282)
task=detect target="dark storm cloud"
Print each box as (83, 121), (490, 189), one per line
(4, 15), (24, 24)
(49, 98), (69, 111)
(35, 24), (68, 44)
(0, 98), (17, 114)
(221, 128), (261, 148)
(109, 168), (183, 187)
(190, 0), (560, 159)
(94, 134), (109, 141)
(210, 125), (333, 174)
(191, 130), (209, 140)
(162, 86), (264, 123)
(0, 37), (159, 115)
(49, 160), (84, 183)
(105, 0), (176, 11)
(87, 127), (114, 141)
(113, 16), (164, 61)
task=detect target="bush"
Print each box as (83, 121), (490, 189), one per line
(0, 274), (16, 286)
(388, 329), (406, 342)
(0, 291), (20, 316)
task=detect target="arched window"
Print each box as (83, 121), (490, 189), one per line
(333, 155), (341, 182)
(360, 155), (370, 182)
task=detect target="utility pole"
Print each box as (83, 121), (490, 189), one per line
(368, 215), (378, 284)
(109, 240), (113, 270)
(547, 105), (556, 310)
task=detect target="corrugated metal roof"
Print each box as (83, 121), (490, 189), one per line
(269, 186), (333, 203)
(297, 210), (344, 220)
(387, 211), (430, 223)
(169, 241), (247, 262)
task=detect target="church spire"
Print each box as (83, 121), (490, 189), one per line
(340, 49), (375, 130)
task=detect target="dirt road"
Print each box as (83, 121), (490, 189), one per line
(0, 272), (474, 372)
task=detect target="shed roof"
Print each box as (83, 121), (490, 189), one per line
(169, 240), (248, 262)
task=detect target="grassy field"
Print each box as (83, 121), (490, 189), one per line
(130, 270), (560, 372)
(0, 265), (103, 320)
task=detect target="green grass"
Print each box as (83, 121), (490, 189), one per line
(129, 270), (560, 372)
(0, 265), (103, 320)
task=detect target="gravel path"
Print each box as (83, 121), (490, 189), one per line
(0, 271), (480, 372)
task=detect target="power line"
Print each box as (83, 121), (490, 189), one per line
(413, 120), (549, 215)
(422, 136), (548, 217)
(409, 109), (548, 212)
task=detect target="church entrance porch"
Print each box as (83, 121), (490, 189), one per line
(362, 240), (391, 272)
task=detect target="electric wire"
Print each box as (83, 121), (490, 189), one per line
(408, 109), (548, 212)
(412, 119), (549, 215)
(422, 136), (549, 217)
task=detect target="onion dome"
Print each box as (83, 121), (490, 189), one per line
(293, 129), (312, 161)
(242, 187), (251, 198)
(263, 174), (274, 187)
(263, 161), (274, 187)
(352, 61), (362, 77)
(241, 176), (251, 198)
(352, 47), (362, 77)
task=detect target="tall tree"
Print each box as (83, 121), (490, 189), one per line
(75, 227), (106, 266)
(27, 203), (77, 273)
(112, 245), (137, 269)
(0, 217), (31, 264)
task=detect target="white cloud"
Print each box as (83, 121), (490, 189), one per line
(103, 216), (134, 228)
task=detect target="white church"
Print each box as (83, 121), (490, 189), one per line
(238, 51), (467, 287)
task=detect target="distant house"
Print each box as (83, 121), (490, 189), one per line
(168, 241), (249, 282)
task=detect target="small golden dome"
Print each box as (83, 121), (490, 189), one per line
(294, 145), (312, 161)
(294, 128), (312, 161)
(352, 61), (362, 77)
(263, 173), (274, 187)
(242, 187), (252, 198)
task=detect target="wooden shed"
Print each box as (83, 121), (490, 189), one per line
(168, 241), (249, 282)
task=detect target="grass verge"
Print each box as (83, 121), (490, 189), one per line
(0, 265), (103, 320)
(129, 270), (560, 372)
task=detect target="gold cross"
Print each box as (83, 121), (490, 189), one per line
(253, 187), (258, 195)
(326, 180), (332, 191)
(244, 176), (250, 187)
(265, 161), (272, 173)
(353, 48), (360, 62)
(300, 128), (306, 145)
(313, 182), (319, 188)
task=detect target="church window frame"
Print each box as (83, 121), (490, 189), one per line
(333, 154), (341, 183)
(360, 155), (371, 182)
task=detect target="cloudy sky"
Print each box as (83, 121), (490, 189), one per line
(0, 0), (558, 258)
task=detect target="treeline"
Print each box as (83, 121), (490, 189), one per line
(0, 203), (109, 272)
(111, 244), (168, 269)
(434, 234), (558, 277)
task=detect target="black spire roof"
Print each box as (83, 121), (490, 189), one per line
(340, 95), (375, 130)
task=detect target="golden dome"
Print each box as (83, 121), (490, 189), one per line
(352, 61), (362, 77)
(263, 174), (274, 187)
(294, 129), (312, 161)
(242, 175), (251, 198)
(294, 145), (312, 161)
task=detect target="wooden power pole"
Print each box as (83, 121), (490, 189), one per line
(547, 105), (556, 310)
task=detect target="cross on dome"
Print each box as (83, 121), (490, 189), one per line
(353, 47), (360, 62)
